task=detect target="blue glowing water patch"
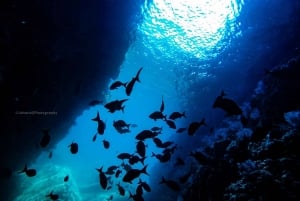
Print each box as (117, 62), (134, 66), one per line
(138, 0), (244, 61)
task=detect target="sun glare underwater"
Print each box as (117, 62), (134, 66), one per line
(13, 0), (300, 201)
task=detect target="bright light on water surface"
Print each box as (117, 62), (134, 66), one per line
(139, 0), (244, 60)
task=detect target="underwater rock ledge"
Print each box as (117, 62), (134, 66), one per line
(182, 54), (300, 201)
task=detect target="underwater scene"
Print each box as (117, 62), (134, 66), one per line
(1, 0), (300, 201)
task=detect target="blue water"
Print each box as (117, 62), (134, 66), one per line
(16, 0), (300, 200)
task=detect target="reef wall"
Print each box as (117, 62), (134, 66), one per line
(0, 0), (143, 199)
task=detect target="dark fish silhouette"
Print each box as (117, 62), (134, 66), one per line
(126, 67), (143, 96)
(129, 192), (144, 201)
(113, 120), (131, 133)
(160, 96), (165, 112)
(152, 152), (171, 163)
(105, 99), (128, 113)
(48, 151), (53, 159)
(188, 118), (207, 136)
(136, 140), (146, 157)
(18, 164), (36, 177)
(115, 169), (122, 178)
(117, 153), (132, 160)
(153, 138), (173, 148)
(138, 179), (151, 192)
(109, 81), (127, 90)
(64, 175), (69, 182)
(117, 183), (126, 196)
(165, 119), (176, 129)
(40, 129), (51, 148)
(129, 155), (146, 165)
(212, 91), (242, 116)
(136, 184), (144, 195)
(122, 165), (148, 183)
(176, 127), (186, 133)
(149, 111), (166, 121)
(68, 142), (78, 154)
(88, 100), (102, 106)
(179, 166), (193, 184)
(159, 177), (181, 191)
(46, 191), (59, 200)
(190, 151), (212, 165)
(91, 111), (106, 135)
(92, 133), (97, 142)
(135, 130), (159, 141)
(103, 140), (110, 149)
(150, 126), (162, 132)
(96, 167), (107, 190)
(121, 162), (132, 172)
(174, 157), (185, 166)
(169, 112), (186, 120)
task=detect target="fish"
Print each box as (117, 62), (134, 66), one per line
(46, 191), (59, 200)
(149, 111), (166, 121)
(150, 126), (162, 132)
(117, 153), (132, 160)
(160, 96), (165, 112)
(104, 99), (128, 113)
(174, 157), (185, 166)
(117, 183), (126, 196)
(153, 138), (163, 147)
(68, 142), (78, 154)
(122, 165), (148, 183)
(126, 67), (143, 96)
(212, 90), (243, 116)
(40, 129), (51, 148)
(169, 112), (186, 120)
(103, 140), (110, 149)
(176, 127), (187, 133)
(136, 184), (144, 195)
(48, 151), (53, 159)
(64, 175), (69, 182)
(92, 133), (97, 142)
(96, 167), (107, 190)
(135, 130), (159, 141)
(18, 164), (36, 177)
(190, 151), (212, 165)
(138, 179), (151, 192)
(109, 81), (127, 90)
(91, 111), (106, 135)
(151, 152), (171, 163)
(115, 169), (122, 178)
(165, 119), (176, 129)
(159, 177), (181, 191)
(179, 166), (193, 184)
(113, 120), (131, 133)
(129, 192), (144, 201)
(121, 162), (132, 172)
(107, 165), (118, 172)
(129, 155), (146, 165)
(88, 100), (102, 106)
(188, 118), (207, 136)
(136, 140), (146, 157)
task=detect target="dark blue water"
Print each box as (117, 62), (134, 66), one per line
(13, 0), (300, 200)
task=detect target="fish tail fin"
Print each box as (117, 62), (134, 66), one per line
(159, 176), (165, 184)
(151, 152), (156, 157)
(123, 82), (128, 87)
(135, 67), (143, 82)
(121, 106), (125, 113)
(18, 164), (27, 174)
(91, 111), (100, 121)
(141, 165), (148, 175)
